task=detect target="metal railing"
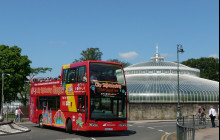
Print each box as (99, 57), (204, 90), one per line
(2, 105), (29, 121)
(176, 115), (207, 140)
(3, 113), (28, 122)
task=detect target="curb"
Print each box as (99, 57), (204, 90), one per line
(0, 121), (31, 136)
(128, 120), (176, 124)
(0, 120), (13, 125)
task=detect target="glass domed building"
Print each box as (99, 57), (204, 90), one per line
(125, 47), (219, 104)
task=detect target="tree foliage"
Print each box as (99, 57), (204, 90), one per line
(107, 59), (131, 68)
(73, 48), (103, 63)
(30, 67), (52, 80)
(72, 47), (131, 68)
(182, 57), (219, 81)
(0, 45), (32, 104)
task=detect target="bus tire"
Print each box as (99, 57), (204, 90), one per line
(66, 119), (72, 133)
(39, 115), (44, 128)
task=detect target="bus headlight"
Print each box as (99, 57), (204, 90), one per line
(89, 123), (99, 127)
(119, 123), (127, 127)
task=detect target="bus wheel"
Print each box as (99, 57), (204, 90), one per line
(39, 115), (44, 128)
(66, 119), (72, 133)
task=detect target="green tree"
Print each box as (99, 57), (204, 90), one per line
(182, 57), (219, 81)
(0, 45), (32, 105)
(30, 67), (52, 80)
(73, 48), (103, 63)
(107, 59), (131, 68)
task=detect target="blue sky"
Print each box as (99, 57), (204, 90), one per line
(0, 0), (219, 77)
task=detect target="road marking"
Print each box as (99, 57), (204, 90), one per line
(161, 133), (166, 140)
(165, 132), (176, 140)
(56, 138), (82, 140)
(161, 132), (176, 140)
(91, 138), (96, 140)
(152, 125), (175, 128)
(137, 126), (144, 127)
(128, 125), (133, 126)
(158, 130), (164, 132)
(148, 127), (155, 129)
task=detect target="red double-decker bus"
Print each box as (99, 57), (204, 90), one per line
(29, 61), (127, 132)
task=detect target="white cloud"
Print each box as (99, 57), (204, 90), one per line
(209, 54), (219, 59)
(119, 51), (139, 60)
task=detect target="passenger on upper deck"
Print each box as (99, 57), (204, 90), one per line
(68, 70), (76, 83)
(58, 76), (61, 80)
(32, 75), (61, 83)
(83, 73), (87, 82)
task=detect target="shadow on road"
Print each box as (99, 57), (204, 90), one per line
(75, 130), (136, 138)
(33, 125), (136, 138)
(34, 125), (66, 133)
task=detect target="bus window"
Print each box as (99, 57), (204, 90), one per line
(64, 66), (87, 84)
(36, 98), (39, 109)
(62, 69), (68, 87)
(48, 96), (56, 110)
(89, 63), (125, 84)
(39, 97), (48, 110)
(39, 96), (60, 111)
(78, 95), (85, 113)
(90, 97), (126, 120)
(56, 97), (60, 110)
(67, 68), (76, 83)
(78, 66), (87, 83)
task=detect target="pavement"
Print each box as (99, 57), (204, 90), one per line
(167, 120), (219, 140)
(0, 120), (31, 136)
(195, 127), (219, 140)
(0, 118), (219, 140)
(167, 127), (219, 140)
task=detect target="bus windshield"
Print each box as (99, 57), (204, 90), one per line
(89, 63), (127, 121)
(89, 62), (125, 84)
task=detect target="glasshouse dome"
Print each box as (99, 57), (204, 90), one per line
(125, 47), (219, 103)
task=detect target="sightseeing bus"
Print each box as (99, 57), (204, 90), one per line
(29, 61), (127, 132)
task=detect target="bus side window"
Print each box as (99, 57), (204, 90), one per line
(39, 96), (48, 110)
(78, 95), (85, 113)
(62, 69), (68, 87)
(78, 66), (87, 83)
(56, 96), (60, 110)
(67, 68), (76, 83)
(36, 98), (39, 109)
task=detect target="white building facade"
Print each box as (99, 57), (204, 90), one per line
(124, 47), (219, 120)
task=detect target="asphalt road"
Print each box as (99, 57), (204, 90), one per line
(0, 121), (176, 140)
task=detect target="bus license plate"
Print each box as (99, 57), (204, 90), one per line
(105, 128), (113, 131)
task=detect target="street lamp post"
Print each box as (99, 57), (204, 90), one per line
(0, 73), (4, 122)
(0, 73), (10, 122)
(177, 44), (184, 118)
(176, 44), (184, 140)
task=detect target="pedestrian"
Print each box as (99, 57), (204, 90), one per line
(197, 106), (205, 124)
(17, 107), (24, 122)
(209, 106), (217, 128)
(197, 106), (203, 116)
(14, 108), (18, 122)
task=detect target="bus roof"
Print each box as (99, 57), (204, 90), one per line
(62, 60), (123, 69)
